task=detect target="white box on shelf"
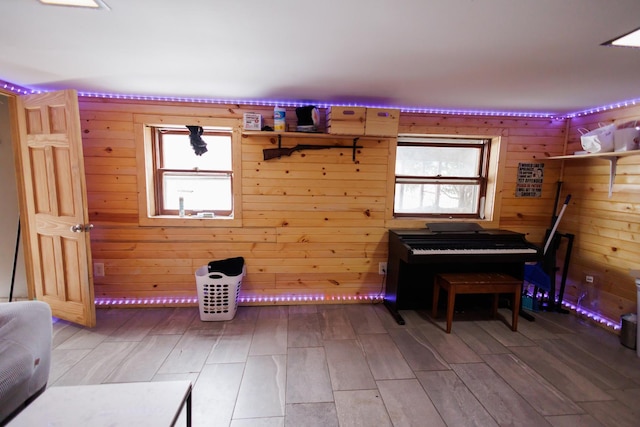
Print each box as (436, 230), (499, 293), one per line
(243, 112), (262, 131)
(613, 121), (640, 152)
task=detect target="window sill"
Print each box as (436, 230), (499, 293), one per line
(386, 217), (499, 230)
(138, 215), (242, 228)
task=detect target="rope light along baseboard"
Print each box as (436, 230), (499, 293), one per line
(92, 295), (620, 332)
(94, 294), (384, 307)
(560, 301), (621, 331)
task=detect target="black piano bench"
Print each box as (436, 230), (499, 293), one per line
(432, 272), (522, 333)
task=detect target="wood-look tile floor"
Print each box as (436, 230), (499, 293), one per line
(49, 304), (640, 427)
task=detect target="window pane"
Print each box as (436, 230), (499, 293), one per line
(394, 183), (479, 214)
(396, 146), (480, 177)
(164, 174), (232, 212)
(162, 133), (232, 170)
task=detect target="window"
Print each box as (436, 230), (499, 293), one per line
(152, 126), (234, 217)
(135, 115), (242, 227)
(394, 136), (490, 218)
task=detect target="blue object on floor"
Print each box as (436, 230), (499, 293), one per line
(524, 263), (550, 292)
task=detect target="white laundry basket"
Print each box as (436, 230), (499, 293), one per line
(195, 257), (245, 321)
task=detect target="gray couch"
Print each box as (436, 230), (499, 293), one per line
(0, 301), (52, 424)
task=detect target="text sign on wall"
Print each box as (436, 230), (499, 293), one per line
(516, 162), (544, 197)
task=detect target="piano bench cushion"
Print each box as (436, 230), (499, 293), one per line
(432, 272), (522, 333)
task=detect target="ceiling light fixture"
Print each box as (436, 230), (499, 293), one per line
(602, 26), (640, 48)
(38, 0), (110, 10)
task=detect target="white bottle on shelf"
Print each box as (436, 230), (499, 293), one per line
(178, 196), (185, 217)
(274, 106), (286, 132)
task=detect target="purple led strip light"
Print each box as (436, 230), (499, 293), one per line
(94, 294), (383, 307)
(92, 295), (620, 330)
(4, 79), (640, 118)
(560, 301), (621, 330)
(74, 92), (563, 119)
(0, 80), (597, 119)
(1, 80), (33, 95)
(566, 99), (640, 118)
(94, 294), (381, 304)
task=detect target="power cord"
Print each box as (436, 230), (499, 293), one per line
(374, 265), (387, 303)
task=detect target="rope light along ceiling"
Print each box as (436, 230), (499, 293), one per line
(6, 12), (640, 118)
(74, 92), (563, 119)
(3, 79), (640, 120)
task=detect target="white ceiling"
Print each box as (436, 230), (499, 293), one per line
(1, 0), (640, 116)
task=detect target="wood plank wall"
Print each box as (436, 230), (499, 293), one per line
(79, 97), (566, 307)
(555, 105), (640, 322)
(397, 113), (566, 237)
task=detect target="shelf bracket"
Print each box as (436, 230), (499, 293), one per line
(277, 134), (282, 149)
(603, 156), (618, 198)
(546, 150), (639, 198)
(352, 137), (359, 162)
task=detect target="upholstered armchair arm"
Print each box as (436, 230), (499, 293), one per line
(0, 301), (52, 422)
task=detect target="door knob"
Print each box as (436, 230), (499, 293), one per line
(71, 224), (94, 233)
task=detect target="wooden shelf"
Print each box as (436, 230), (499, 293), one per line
(242, 130), (380, 162)
(545, 150), (640, 197)
(241, 130), (389, 139)
(546, 150), (640, 160)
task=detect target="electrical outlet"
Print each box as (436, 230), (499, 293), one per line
(378, 262), (387, 275)
(585, 275), (594, 283)
(94, 262), (105, 277)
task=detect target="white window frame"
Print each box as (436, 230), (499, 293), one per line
(394, 136), (490, 218)
(134, 115), (243, 227)
(388, 133), (505, 226)
(153, 127), (234, 217)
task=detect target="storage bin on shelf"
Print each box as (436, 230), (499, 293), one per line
(579, 123), (615, 153)
(613, 121), (640, 152)
(364, 108), (400, 137)
(326, 106), (366, 135)
(195, 257), (245, 321)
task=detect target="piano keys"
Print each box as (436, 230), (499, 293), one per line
(412, 247), (538, 255)
(384, 225), (540, 325)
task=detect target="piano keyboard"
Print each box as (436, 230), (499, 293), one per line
(412, 247), (538, 255)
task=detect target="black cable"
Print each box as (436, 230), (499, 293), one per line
(9, 219), (20, 302)
(375, 269), (386, 303)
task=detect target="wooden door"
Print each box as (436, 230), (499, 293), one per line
(13, 89), (96, 327)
